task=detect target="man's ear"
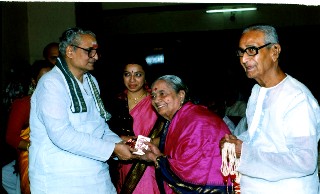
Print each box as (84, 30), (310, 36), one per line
(271, 43), (281, 61)
(66, 46), (74, 58)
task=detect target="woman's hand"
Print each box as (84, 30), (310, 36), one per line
(140, 142), (162, 163)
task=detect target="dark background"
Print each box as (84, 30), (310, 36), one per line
(72, 3), (320, 105)
(92, 26), (320, 106)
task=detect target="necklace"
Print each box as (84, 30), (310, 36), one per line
(128, 92), (146, 104)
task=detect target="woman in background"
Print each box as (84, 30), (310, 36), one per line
(108, 56), (164, 194)
(5, 60), (53, 194)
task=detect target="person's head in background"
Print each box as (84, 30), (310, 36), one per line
(122, 56), (150, 94)
(3, 60), (53, 111)
(43, 42), (59, 65)
(28, 60), (54, 94)
(3, 63), (31, 111)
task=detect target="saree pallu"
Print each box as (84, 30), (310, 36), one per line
(158, 102), (232, 194)
(117, 96), (163, 194)
(18, 126), (30, 194)
(156, 156), (231, 194)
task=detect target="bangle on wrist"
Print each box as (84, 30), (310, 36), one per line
(154, 155), (164, 169)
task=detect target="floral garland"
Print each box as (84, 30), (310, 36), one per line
(221, 142), (241, 194)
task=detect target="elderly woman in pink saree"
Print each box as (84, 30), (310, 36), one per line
(140, 75), (232, 194)
(107, 57), (165, 194)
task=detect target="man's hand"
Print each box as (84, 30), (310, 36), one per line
(113, 141), (139, 160)
(120, 135), (137, 142)
(220, 134), (243, 158)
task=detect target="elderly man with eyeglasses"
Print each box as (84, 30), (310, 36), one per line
(220, 24), (320, 194)
(28, 27), (139, 194)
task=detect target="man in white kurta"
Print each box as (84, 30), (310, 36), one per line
(29, 27), (136, 194)
(221, 25), (320, 194)
(238, 75), (320, 193)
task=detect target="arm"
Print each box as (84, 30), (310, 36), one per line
(238, 98), (319, 181)
(34, 77), (132, 161)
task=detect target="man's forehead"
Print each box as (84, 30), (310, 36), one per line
(81, 34), (98, 48)
(241, 31), (264, 41)
(240, 36), (264, 47)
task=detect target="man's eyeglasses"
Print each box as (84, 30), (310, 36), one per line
(236, 43), (272, 57)
(71, 45), (99, 58)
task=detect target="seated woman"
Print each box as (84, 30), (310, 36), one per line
(140, 75), (232, 194)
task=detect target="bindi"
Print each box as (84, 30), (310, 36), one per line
(92, 43), (98, 49)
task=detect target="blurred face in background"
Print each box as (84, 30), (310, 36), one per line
(36, 67), (52, 82)
(46, 45), (59, 65)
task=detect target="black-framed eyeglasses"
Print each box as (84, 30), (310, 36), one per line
(236, 43), (272, 57)
(71, 45), (98, 58)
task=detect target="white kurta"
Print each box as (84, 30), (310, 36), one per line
(29, 66), (121, 194)
(238, 75), (320, 194)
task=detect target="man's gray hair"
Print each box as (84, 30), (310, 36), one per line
(59, 27), (96, 57)
(243, 25), (279, 45)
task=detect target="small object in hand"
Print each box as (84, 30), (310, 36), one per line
(133, 135), (151, 155)
(125, 138), (137, 148)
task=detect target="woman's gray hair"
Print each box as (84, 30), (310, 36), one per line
(152, 75), (190, 103)
(243, 25), (279, 45)
(59, 27), (96, 57)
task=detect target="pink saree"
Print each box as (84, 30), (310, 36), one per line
(160, 102), (231, 194)
(117, 96), (162, 194)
